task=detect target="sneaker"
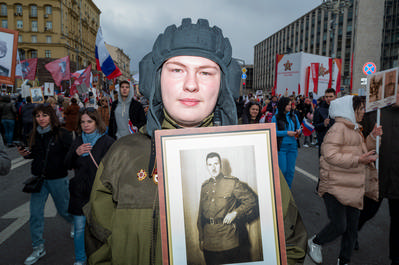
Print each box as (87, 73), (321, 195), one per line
(303, 144), (309, 147)
(308, 235), (322, 264)
(70, 223), (75, 238)
(24, 244), (46, 265)
(337, 258), (349, 265)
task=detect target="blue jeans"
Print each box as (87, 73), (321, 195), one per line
(73, 215), (87, 262)
(278, 143), (298, 188)
(1, 119), (15, 145)
(30, 177), (73, 247)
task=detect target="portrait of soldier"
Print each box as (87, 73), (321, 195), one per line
(31, 89), (43, 102)
(384, 70), (396, 98)
(197, 152), (260, 265)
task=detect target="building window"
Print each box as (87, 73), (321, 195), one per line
(1, 19), (7, 28)
(18, 35), (22, 42)
(45, 21), (52, 30)
(30, 5), (37, 17)
(16, 4), (22, 15)
(17, 20), (23, 29)
(46, 36), (52, 43)
(45, 5), (52, 15)
(45, 50), (51, 58)
(31, 21), (37, 32)
(0, 4), (7, 16)
(30, 50), (37, 58)
(31, 35), (37, 43)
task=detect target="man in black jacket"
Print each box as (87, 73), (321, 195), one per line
(358, 92), (399, 265)
(313, 88), (336, 156)
(21, 96), (35, 145)
(108, 80), (146, 139)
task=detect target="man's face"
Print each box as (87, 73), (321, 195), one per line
(325, 92), (336, 105)
(206, 156), (221, 178)
(161, 56), (221, 127)
(120, 83), (130, 98)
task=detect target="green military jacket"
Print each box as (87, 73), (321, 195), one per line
(84, 129), (307, 265)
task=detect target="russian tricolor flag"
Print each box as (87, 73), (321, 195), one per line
(95, 27), (122, 80)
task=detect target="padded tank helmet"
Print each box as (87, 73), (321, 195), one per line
(139, 18), (241, 135)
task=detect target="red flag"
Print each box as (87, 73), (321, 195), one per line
(74, 64), (91, 88)
(305, 66), (310, 97)
(311, 63), (319, 94)
(45, 56), (71, 87)
(16, 58), (38, 80)
(328, 58), (333, 88)
(298, 83), (301, 95)
(334, 58), (342, 95)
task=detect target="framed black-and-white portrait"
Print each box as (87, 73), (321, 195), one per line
(155, 124), (286, 265)
(44, 82), (55, 96)
(30, 87), (44, 103)
(0, 28), (18, 85)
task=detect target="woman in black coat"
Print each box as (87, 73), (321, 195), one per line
(18, 104), (73, 265)
(65, 108), (115, 265)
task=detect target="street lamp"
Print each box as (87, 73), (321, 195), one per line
(321, 0), (352, 58)
(321, 0), (352, 93)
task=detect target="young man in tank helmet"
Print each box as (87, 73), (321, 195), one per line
(84, 18), (307, 265)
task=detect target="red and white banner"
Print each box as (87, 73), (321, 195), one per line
(44, 56), (71, 87)
(311, 63), (319, 94)
(305, 66), (310, 97)
(275, 52), (332, 99)
(73, 64), (91, 88)
(16, 58), (38, 80)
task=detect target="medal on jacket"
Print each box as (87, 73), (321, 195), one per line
(137, 169), (147, 181)
(152, 167), (158, 185)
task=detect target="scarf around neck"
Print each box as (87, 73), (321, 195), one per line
(81, 130), (104, 157)
(37, 126), (51, 134)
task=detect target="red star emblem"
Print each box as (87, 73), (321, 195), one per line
(284, 60), (293, 71)
(137, 169), (147, 181)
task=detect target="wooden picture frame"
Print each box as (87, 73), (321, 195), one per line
(366, 67), (398, 112)
(30, 87), (44, 103)
(0, 28), (18, 85)
(155, 123), (286, 265)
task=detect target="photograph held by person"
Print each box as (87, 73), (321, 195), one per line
(18, 104), (73, 265)
(240, 101), (262, 124)
(307, 95), (382, 265)
(65, 108), (115, 265)
(272, 97), (301, 189)
(108, 80), (146, 139)
(84, 18), (307, 265)
(357, 91), (399, 265)
(197, 152), (259, 265)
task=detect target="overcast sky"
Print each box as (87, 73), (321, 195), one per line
(92, 0), (320, 74)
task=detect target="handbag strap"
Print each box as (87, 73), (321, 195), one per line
(89, 151), (99, 169)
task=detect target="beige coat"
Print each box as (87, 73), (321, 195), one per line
(318, 117), (377, 209)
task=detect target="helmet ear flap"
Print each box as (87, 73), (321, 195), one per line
(139, 52), (155, 100)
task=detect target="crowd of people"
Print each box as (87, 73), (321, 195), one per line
(0, 18), (398, 265)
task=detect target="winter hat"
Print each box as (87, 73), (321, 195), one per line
(139, 18), (241, 136)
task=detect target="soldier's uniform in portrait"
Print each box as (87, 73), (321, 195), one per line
(197, 173), (259, 265)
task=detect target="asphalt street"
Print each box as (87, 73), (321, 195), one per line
(0, 142), (390, 265)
